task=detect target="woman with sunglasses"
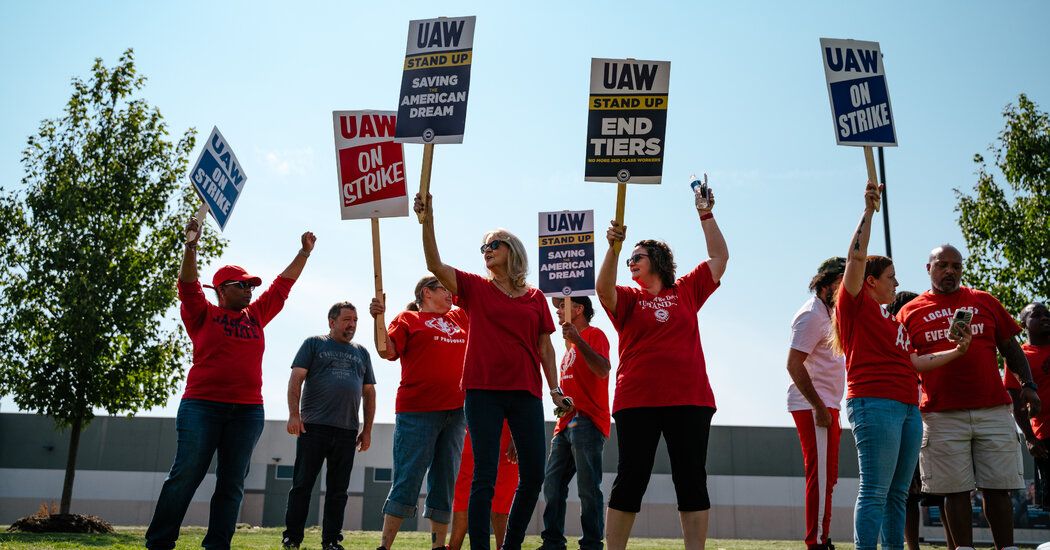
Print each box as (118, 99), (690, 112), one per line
(146, 217), (315, 550)
(415, 193), (572, 550)
(597, 184), (727, 550)
(368, 276), (469, 550)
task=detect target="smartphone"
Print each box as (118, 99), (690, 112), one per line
(553, 396), (575, 418)
(690, 173), (710, 209)
(948, 309), (973, 340)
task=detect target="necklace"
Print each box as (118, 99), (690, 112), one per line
(491, 278), (519, 298)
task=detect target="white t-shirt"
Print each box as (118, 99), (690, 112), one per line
(786, 296), (845, 411)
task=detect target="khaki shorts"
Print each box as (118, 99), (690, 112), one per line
(919, 404), (1024, 494)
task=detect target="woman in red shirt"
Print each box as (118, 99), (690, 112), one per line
(369, 276), (469, 550)
(835, 181), (971, 550)
(597, 184), (727, 550)
(415, 194), (572, 550)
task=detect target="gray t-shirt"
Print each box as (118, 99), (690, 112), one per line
(293, 335), (376, 431)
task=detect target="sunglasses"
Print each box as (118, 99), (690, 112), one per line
(222, 281), (257, 290)
(626, 253), (649, 267)
(479, 239), (504, 254)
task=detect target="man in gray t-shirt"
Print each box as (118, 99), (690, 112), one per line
(283, 301), (376, 550)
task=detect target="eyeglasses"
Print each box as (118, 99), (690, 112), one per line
(479, 240), (504, 254)
(222, 281), (257, 290)
(626, 253), (649, 267)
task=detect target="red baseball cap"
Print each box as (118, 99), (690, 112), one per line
(204, 265), (263, 289)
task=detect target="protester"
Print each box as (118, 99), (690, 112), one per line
(282, 301), (376, 550)
(899, 245), (1039, 550)
(1005, 302), (1050, 509)
(145, 217), (314, 550)
(596, 182), (727, 550)
(539, 296), (611, 550)
(449, 427), (519, 550)
(833, 181), (972, 550)
(369, 276), (469, 550)
(785, 256), (846, 550)
(415, 193), (572, 550)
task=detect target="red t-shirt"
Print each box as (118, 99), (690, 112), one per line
(835, 285), (918, 405)
(179, 276), (294, 404)
(385, 308), (469, 413)
(455, 270), (556, 398)
(554, 326), (611, 437)
(1004, 343), (1050, 439)
(604, 262), (719, 413)
(899, 287), (1020, 412)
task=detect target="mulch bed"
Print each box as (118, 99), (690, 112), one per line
(8, 512), (114, 534)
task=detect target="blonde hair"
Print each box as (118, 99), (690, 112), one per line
(483, 228), (529, 289)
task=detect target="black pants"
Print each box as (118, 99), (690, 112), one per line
(609, 406), (715, 513)
(1035, 437), (1050, 509)
(464, 389), (546, 550)
(282, 423), (358, 544)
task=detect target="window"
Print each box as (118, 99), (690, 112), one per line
(275, 465), (295, 480)
(373, 468), (392, 482)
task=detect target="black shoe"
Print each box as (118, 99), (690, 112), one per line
(281, 537), (300, 550)
(322, 543), (345, 550)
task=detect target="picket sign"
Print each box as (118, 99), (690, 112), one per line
(185, 127), (248, 241)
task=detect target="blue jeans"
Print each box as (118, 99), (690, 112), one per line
(145, 399), (264, 550)
(282, 423), (358, 545)
(464, 389), (546, 550)
(846, 397), (922, 550)
(383, 408), (466, 524)
(540, 415), (607, 550)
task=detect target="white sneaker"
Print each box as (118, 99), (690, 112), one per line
(954, 547), (975, 550)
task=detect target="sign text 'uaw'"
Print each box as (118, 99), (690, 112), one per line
(394, 16), (476, 144)
(820, 38), (897, 147)
(333, 110), (409, 220)
(538, 210), (595, 298)
(190, 127), (246, 230)
(585, 58), (670, 184)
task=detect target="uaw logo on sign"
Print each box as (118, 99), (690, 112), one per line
(820, 38), (897, 147)
(425, 316), (463, 338)
(394, 16), (476, 145)
(332, 110), (409, 220)
(190, 127), (247, 230)
(538, 210), (596, 299)
(585, 58), (671, 184)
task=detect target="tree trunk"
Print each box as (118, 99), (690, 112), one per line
(59, 415), (82, 515)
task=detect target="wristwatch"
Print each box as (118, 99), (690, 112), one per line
(1023, 380), (1039, 392)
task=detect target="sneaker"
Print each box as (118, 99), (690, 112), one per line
(322, 543), (345, 550)
(281, 538), (300, 550)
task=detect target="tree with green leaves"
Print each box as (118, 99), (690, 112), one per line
(0, 49), (224, 516)
(956, 93), (1050, 317)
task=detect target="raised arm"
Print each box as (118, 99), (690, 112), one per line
(842, 181), (880, 298)
(180, 216), (201, 283)
(414, 193), (457, 294)
(278, 232), (317, 281)
(596, 220), (625, 312)
(697, 189), (728, 283)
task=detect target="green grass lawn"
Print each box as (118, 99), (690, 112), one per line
(0, 527), (956, 549)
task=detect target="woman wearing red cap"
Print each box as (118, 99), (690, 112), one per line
(145, 216), (316, 550)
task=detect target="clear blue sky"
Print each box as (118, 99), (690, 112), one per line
(2, 1), (1048, 427)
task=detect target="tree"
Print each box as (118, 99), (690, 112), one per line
(956, 93), (1050, 317)
(0, 49), (225, 516)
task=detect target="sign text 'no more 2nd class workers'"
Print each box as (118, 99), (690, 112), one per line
(395, 16), (476, 144)
(333, 111), (409, 220)
(190, 127), (246, 230)
(538, 210), (595, 298)
(585, 59), (670, 184)
(820, 38), (896, 147)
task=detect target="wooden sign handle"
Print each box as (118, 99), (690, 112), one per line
(863, 146), (880, 212)
(185, 202), (209, 242)
(612, 183), (627, 254)
(416, 143), (436, 224)
(563, 297), (573, 350)
(371, 218), (387, 353)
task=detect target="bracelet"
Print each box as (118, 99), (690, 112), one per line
(298, 249), (310, 258)
(550, 387), (564, 396)
(700, 213), (714, 221)
(184, 242), (197, 250)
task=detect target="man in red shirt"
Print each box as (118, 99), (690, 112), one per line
(899, 245), (1040, 550)
(538, 296), (611, 550)
(1005, 302), (1050, 507)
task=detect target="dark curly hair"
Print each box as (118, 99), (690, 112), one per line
(635, 239), (677, 289)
